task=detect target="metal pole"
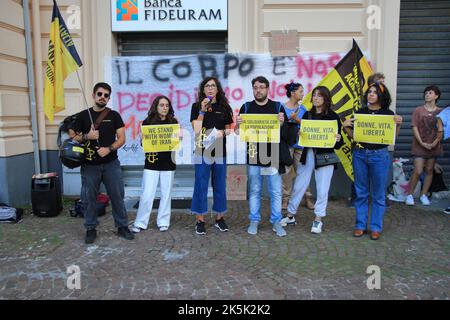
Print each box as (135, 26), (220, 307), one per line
(76, 70), (95, 127)
(23, 0), (41, 174)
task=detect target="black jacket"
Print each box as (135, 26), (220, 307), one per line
(278, 121), (292, 174)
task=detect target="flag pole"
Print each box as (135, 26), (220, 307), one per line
(75, 70), (95, 127)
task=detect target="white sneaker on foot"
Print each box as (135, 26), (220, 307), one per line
(405, 194), (415, 206)
(311, 220), (323, 234)
(247, 221), (259, 235)
(131, 226), (142, 233)
(280, 215), (296, 227)
(419, 194), (430, 206)
(159, 226), (168, 232)
(272, 222), (287, 237)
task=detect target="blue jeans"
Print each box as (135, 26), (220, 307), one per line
(248, 165), (282, 224)
(191, 157), (227, 215)
(80, 159), (129, 230)
(353, 148), (390, 232)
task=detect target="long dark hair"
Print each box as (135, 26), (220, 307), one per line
(197, 77), (230, 111)
(310, 86), (332, 115)
(363, 82), (391, 109)
(146, 95), (177, 124)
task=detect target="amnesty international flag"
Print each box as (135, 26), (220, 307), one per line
(302, 40), (373, 181)
(43, 0), (82, 123)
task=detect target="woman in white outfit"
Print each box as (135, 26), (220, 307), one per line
(280, 86), (342, 234)
(132, 96), (179, 233)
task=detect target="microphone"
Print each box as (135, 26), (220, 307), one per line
(206, 96), (213, 112)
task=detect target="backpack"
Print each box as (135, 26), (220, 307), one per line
(0, 203), (23, 223)
(69, 193), (110, 218)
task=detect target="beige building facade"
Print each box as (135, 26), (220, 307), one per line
(0, 0), (422, 205)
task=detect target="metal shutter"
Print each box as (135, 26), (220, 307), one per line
(118, 31), (227, 56)
(395, 0), (450, 184)
(118, 32), (227, 200)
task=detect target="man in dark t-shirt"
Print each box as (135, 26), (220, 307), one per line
(236, 76), (287, 237)
(74, 82), (134, 244)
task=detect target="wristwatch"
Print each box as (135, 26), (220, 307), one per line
(109, 145), (115, 152)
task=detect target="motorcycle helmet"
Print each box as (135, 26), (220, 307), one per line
(59, 139), (85, 169)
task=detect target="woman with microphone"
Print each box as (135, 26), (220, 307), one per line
(190, 77), (234, 235)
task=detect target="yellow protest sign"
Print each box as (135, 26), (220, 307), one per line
(239, 114), (280, 143)
(353, 114), (396, 145)
(299, 120), (338, 148)
(141, 124), (180, 153)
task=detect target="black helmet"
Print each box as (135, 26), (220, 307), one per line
(59, 139), (85, 169)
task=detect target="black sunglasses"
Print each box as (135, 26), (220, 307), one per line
(96, 92), (110, 98)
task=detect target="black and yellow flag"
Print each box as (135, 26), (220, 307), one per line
(302, 40), (373, 181)
(44, 0), (82, 123)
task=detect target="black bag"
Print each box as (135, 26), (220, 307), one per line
(0, 203), (23, 223)
(286, 122), (300, 147)
(430, 171), (448, 193)
(314, 151), (340, 167)
(69, 194), (109, 218)
(279, 139), (293, 167)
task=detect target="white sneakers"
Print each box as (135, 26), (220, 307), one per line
(280, 215), (323, 234)
(272, 222), (287, 237)
(131, 226), (143, 233)
(280, 215), (297, 227)
(419, 194), (431, 206)
(131, 225), (169, 233)
(405, 194), (431, 206)
(405, 194), (415, 206)
(311, 220), (323, 234)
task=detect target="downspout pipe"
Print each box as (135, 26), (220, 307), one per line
(23, 0), (40, 174)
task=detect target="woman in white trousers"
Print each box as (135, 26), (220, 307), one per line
(281, 86), (342, 234)
(132, 95), (179, 233)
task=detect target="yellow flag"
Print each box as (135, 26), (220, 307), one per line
(302, 40), (373, 181)
(43, 0), (82, 123)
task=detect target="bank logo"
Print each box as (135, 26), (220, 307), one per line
(117, 0), (138, 21)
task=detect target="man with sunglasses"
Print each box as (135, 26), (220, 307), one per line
(74, 82), (134, 244)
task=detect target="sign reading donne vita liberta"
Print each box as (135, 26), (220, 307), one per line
(112, 0), (228, 32)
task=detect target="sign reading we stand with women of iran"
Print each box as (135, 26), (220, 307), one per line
(105, 52), (346, 165)
(141, 124), (181, 152)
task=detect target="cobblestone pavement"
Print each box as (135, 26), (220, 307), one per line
(0, 199), (449, 300)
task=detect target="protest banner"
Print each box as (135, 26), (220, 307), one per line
(105, 51), (346, 164)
